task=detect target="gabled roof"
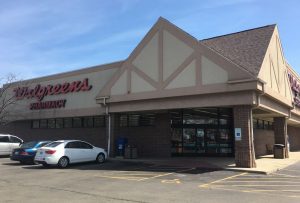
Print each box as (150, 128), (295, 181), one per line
(200, 24), (276, 76)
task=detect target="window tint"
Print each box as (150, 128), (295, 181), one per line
(80, 142), (93, 149)
(45, 142), (63, 148)
(55, 118), (63, 128)
(73, 118), (82, 128)
(83, 117), (94, 128)
(0, 136), (9, 142)
(21, 141), (38, 148)
(94, 116), (105, 127)
(65, 141), (81, 149)
(32, 120), (40, 129)
(38, 142), (52, 148)
(10, 136), (22, 143)
(47, 119), (55, 128)
(64, 118), (72, 128)
(40, 119), (47, 128)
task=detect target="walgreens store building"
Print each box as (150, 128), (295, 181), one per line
(2, 18), (300, 168)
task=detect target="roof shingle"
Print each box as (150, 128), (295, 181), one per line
(200, 25), (276, 76)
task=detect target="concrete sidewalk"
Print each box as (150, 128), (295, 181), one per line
(111, 151), (300, 174)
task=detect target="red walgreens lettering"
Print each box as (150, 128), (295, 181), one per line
(14, 78), (92, 101)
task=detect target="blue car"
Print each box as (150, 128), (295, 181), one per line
(10, 141), (52, 164)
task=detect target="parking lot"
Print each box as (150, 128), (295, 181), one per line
(1, 157), (300, 203)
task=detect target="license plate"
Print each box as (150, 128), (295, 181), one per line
(35, 156), (43, 161)
(14, 152), (19, 155)
(39, 151), (43, 155)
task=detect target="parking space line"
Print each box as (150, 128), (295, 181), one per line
(138, 168), (195, 181)
(93, 167), (196, 182)
(281, 169), (300, 173)
(204, 185), (300, 199)
(226, 181), (300, 183)
(226, 185), (300, 187)
(95, 175), (143, 181)
(199, 172), (247, 188)
(272, 173), (299, 178)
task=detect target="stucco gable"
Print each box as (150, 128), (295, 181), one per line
(97, 17), (255, 103)
(258, 26), (293, 107)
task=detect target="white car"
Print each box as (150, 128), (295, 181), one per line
(34, 140), (107, 168)
(0, 134), (23, 156)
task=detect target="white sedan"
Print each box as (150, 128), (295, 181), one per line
(34, 140), (107, 168)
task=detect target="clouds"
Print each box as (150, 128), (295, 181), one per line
(0, 0), (300, 85)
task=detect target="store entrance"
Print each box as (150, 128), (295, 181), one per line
(170, 108), (234, 157)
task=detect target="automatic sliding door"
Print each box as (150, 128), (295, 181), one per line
(206, 129), (218, 155)
(196, 129), (205, 154)
(183, 128), (196, 153)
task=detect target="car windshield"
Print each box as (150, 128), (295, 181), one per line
(44, 141), (63, 148)
(20, 141), (38, 148)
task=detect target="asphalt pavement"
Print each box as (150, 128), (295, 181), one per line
(0, 157), (300, 203)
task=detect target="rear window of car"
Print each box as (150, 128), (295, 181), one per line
(38, 142), (52, 148)
(44, 142), (63, 148)
(21, 141), (38, 148)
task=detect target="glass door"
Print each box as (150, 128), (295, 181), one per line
(183, 128), (196, 153)
(205, 129), (219, 155)
(196, 128), (205, 154)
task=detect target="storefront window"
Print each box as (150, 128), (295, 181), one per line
(64, 118), (72, 128)
(47, 119), (55, 129)
(128, 114), (140, 126)
(171, 128), (183, 153)
(55, 118), (63, 128)
(119, 115), (128, 127)
(32, 120), (40, 129)
(83, 117), (94, 128)
(40, 120), (47, 128)
(73, 118), (82, 128)
(94, 116), (105, 127)
(170, 107), (233, 156)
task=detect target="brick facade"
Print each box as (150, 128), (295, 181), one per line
(253, 129), (274, 156)
(233, 106), (256, 168)
(112, 113), (171, 158)
(0, 120), (107, 148)
(287, 126), (300, 151)
(273, 117), (289, 158)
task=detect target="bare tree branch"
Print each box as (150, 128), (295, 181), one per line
(0, 73), (21, 125)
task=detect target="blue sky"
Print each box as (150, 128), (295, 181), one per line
(1, 0), (300, 82)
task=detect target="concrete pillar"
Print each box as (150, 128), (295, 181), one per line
(233, 106), (256, 168)
(273, 117), (289, 158)
(106, 113), (118, 157)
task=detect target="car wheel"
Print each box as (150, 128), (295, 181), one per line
(96, 153), (105, 163)
(58, 157), (69, 168)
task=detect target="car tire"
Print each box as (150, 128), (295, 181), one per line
(58, 156), (69, 168)
(96, 153), (105, 164)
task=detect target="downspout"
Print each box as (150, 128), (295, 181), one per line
(99, 96), (111, 156)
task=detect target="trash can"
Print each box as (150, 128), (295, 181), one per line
(273, 144), (285, 159)
(116, 138), (128, 157)
(124, 145), (138, 159)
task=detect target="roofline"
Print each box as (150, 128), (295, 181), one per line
(200, 24), (277, 41)
(7, 60), (124, 87)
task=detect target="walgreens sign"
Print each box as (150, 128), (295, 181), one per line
(13, 78), (92, 110)
(288, 72), (300, 108)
